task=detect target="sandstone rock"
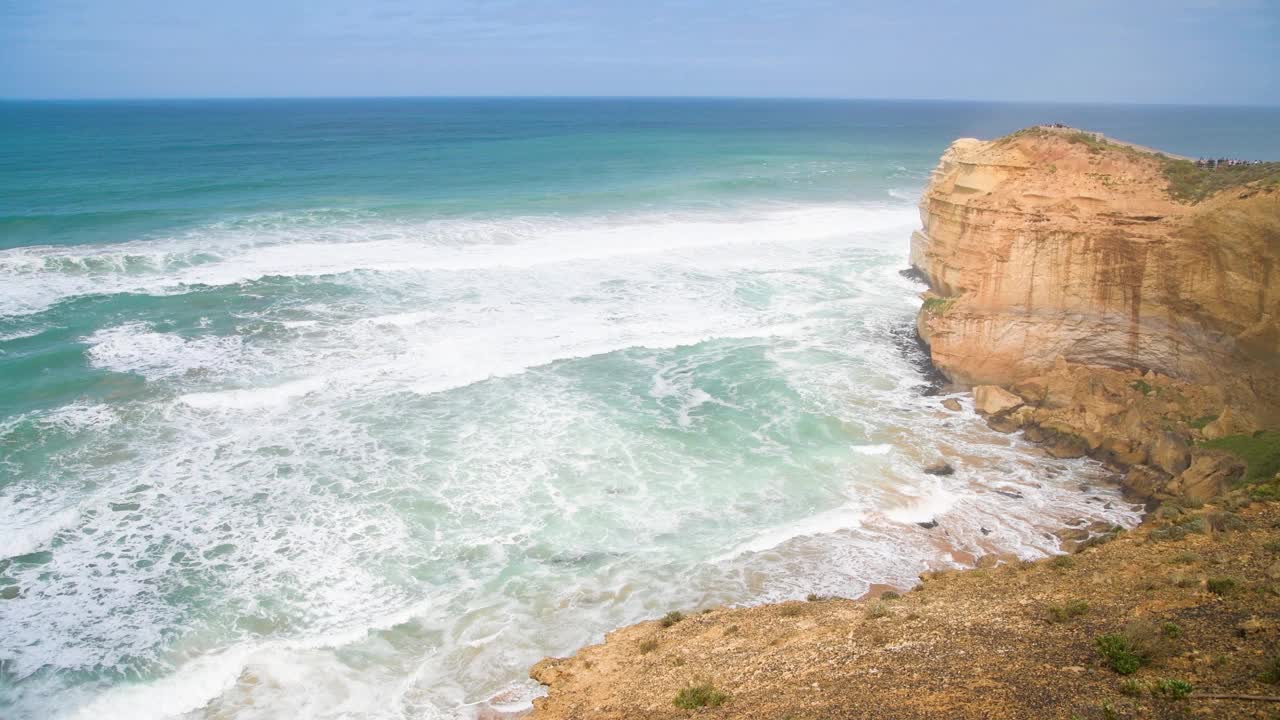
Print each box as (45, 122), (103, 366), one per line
(1149, 431), (1191, 476)
(1120, 464), (1170, 501)
(1202, 405), (1258, 441)
(910, 130), (1280, 428)
(941, 398), (962, 412)
(1100, 434), (1148, 467)
(1041, 429), (1088, 459)
(986, 414), (1021, 434)
(1011, 377), (1048, 405)
(531, 657), (569, 685)
(973, 385), (1023, 416)
(1175, 450), (1246, 503)
(923, 461), (954, 476)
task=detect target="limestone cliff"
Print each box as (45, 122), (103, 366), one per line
(911, 127), (1280, 428)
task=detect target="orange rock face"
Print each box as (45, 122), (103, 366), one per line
(911, 128), (1280, 426)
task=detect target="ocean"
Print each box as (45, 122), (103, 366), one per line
(2, 98), (1277, 719)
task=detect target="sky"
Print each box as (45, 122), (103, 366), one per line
(1, 0), (1277, 104)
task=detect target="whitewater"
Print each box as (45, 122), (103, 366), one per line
(0, 201), (1141, 719)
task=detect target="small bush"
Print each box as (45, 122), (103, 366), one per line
(778, 604), (803, 617)
(1119, 678), (1145, 696)
(1096, 620), (1177, 674)
(1152, 678), (1193, 699)
(724, 624), (739, 636)
(922, 296), (953, 314)
(1250, 476), (1280, 501)
(880, 591), (901, 601)
(1096, 633), (1144, 674)
(1050, 555), (1075, 569)
(638, 638), (658, 654)
(1045, 599), (1090, 623)
(1260, 652), (1280, 685)
(806, 593), (822, 602)
(1263, 540), (1280, 554)
(1207, 511), (1247, 533)
(673, 683), (728, 709)
(865, 601), (890, 620)
(1161, 622), (1182, 639)
(1170, 551), (1200, 565)
(1206, 577), (1237, 595)
(659, 611), (684, 628)
(1150, 515), (1207, 543)
(1131, 380), (1155, 396)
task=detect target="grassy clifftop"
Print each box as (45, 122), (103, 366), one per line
(1006, 126), (1280, 203)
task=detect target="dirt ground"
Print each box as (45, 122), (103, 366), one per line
(528, 484), (1280, 719)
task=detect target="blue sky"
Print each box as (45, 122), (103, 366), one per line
(2, 0), (1277, 104)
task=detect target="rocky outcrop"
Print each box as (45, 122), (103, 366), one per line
(912, 127), (1280, 429)
(913, 127), (1280, 504)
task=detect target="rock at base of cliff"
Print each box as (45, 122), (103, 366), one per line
(941, 398), (962, 412)
(1150, 431), (1191, 477)
(1121, 464), (1171, 502)
(1040, 429), (1089, 459)
(973, 385), (1023, 416)
(923, 461), (955, 476)
(1168, 450), (1246, 503)
(1202, 406), (1258, 441)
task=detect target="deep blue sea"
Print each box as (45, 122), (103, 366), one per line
(1, 98), (1277, 719)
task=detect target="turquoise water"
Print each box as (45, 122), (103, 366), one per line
(1, 99), (1276, 719)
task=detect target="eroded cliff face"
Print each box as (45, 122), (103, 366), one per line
(911, 128), (1280, 428)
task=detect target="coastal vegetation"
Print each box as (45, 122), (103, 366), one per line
(1005, 125), (1280, 203)
(1200, 431), (1280, 484)
(672, 683), (728, 709)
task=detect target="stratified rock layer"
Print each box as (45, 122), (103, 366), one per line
(911, 128), (1280, 427)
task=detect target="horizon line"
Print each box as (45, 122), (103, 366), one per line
(2, 94), (1278, 109)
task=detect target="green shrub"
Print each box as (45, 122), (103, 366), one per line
(1161, 622), (1182, 639)
(921, 296), (954, 314)
(1199, 431), (1280, 484)
(1130, 380), (1154, 396)
(638, 638), (658, 654)
(1188, 414), (1217, 430)
(864, 601), (890, 620)
(673, 683), (728, 709)
(1045, 599), (1089, 623)
(1096, 633), (1144, 674)
(1095, 620), (1177, 675)
(1050, 555), (1075, 569)
(1161, 158), (1280, 203)
(1152, 678), (1193, 699)
(880, 591), (901, 601)
(659, 611), (684, 628)
(1207, 511), (1247, 533)
(1150, 515), (1207, 543)
(1119, 678), (1145, 696)
(1261, 652), (1280, 684)
(1206, 577), (1237, 595)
